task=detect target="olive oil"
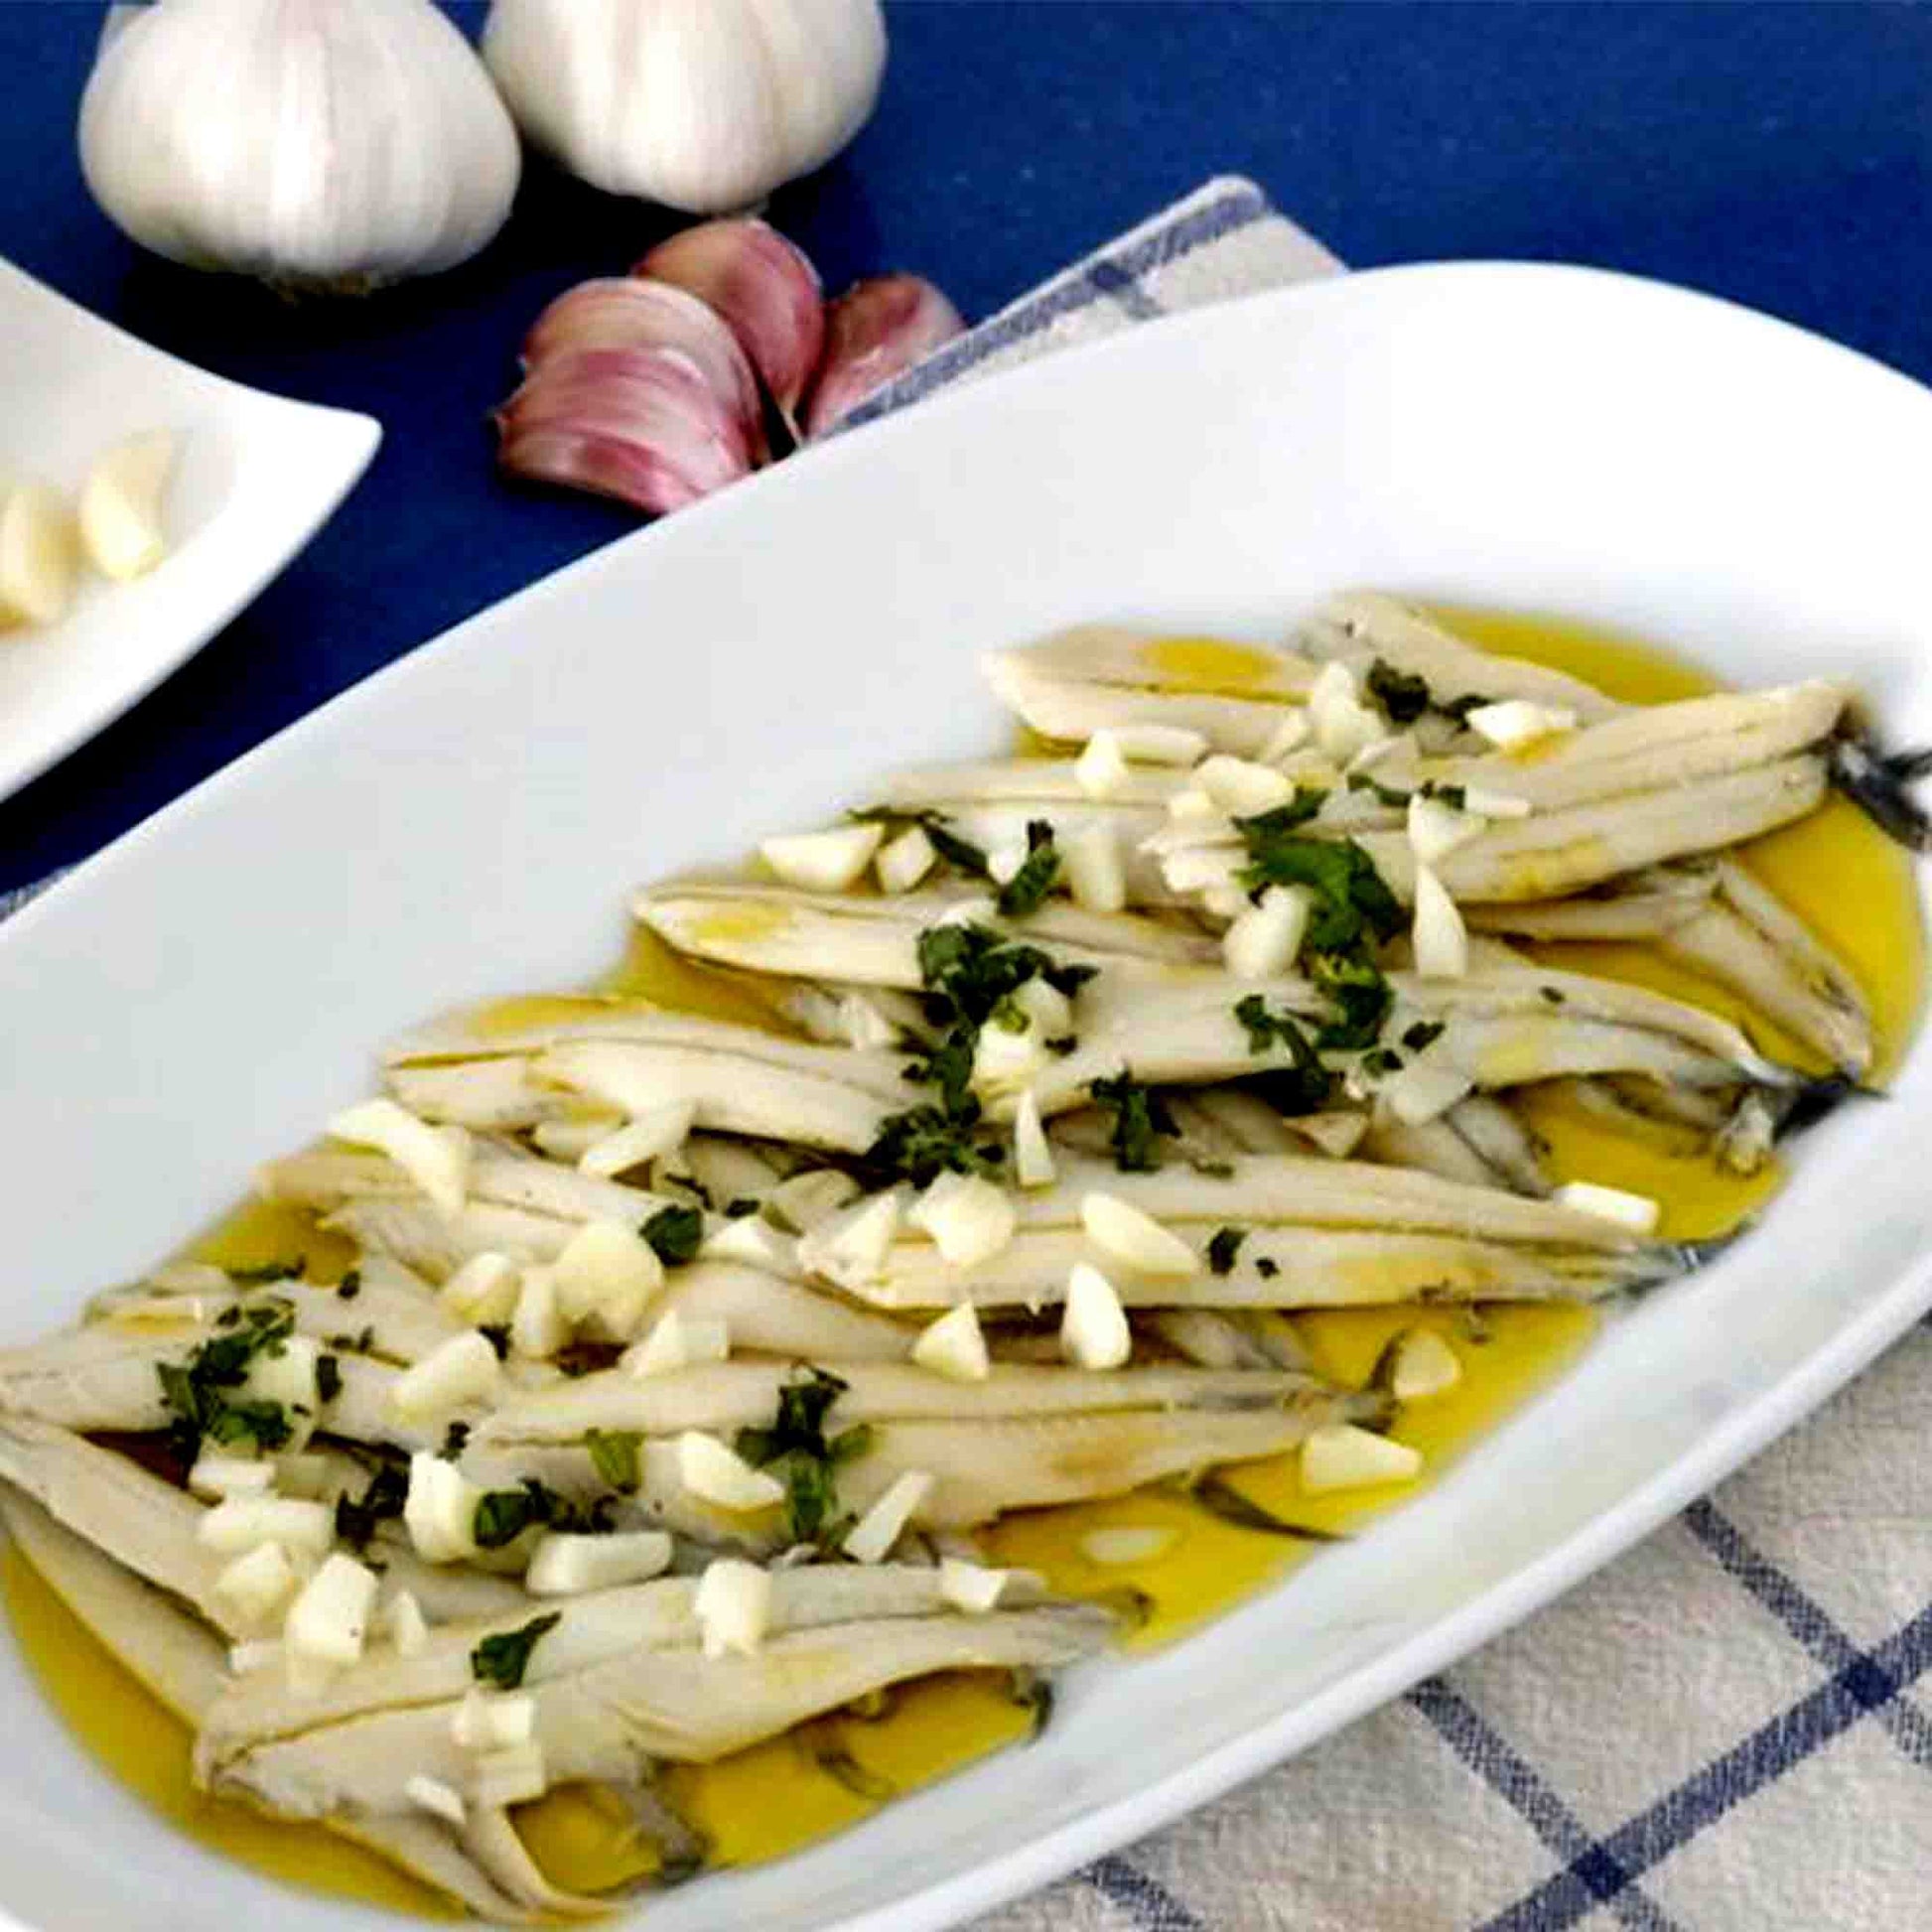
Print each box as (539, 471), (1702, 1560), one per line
(5, 608), (1921, 1915)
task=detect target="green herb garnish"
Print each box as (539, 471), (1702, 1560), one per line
(1365, 659), (1433, 725)
(1206, 1227), (1245, 1276)
(335, 1461), (408, 1553)
(641, 1204), (704, 1268)
(155, 1298), (299, 1459)
(440, 1420), (472, 1460)
(335, 1268), (361, 1301)
(316, 1353), (343, 1405)
(735, 1367), (874, 1546)
(850, 805), (991, 879)
(226, 1259), (303, 1288)
(1230, 997), (1335, 1114)
(996, 819), (1060, 918)
(586, 1427), (642, 1494)
(1402, 1021), (1447, 1052)
(472, 1613), (562, 1691)
(1088, 1071), (1180, 1173)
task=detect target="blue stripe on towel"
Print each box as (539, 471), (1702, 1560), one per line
(1084, 1852), (1208, 1931)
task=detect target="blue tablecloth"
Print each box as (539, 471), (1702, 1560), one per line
(2, 0), (1930, 892)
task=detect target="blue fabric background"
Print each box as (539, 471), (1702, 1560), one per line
(3, 0), (1930, 894)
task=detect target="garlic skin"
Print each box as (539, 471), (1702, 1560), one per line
(79, 0), (522, 289)
(637, 219), (826, 421)
(483, 0), (887, 216)
(496, 345), (759, 515)
(805, 275), (965, 435)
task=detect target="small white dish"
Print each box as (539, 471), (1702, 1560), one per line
(0, 259), (379, 803)
(0, 262), (1926, 1932)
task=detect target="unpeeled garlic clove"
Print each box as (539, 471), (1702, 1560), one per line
(495, 345), (758, 516)
(635, 218), (824, 423)
(522, 278), (766, 460)
(804, 274), (964, 437)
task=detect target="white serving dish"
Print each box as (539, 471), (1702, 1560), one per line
(0, 259), (379, 803)
(0, 262), (1927, 1932)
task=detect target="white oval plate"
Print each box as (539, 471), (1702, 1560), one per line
(0, 262), (1927, 1932)
(0, 259), (380, 804)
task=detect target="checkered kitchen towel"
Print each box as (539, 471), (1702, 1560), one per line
(10, 178), (1930, 1932)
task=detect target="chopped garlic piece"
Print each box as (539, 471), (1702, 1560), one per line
(78, 429), (176, 581)
(1301, 1424), (1424, 1494)
(240, 1333), (321, 1448)
(527, 1529), (674, 1596)
(1079, 1525), (1176, 1567)
(284, 1553), (379, 1668)
(1074, 730), (1131, 799)
(677, 1431), (785, 1512)
(551, 1219), (663, 1340)
(1061, 1262), (1131, 1370)
(531, 1117), (616, 1162)
(911, 1303), (990, 1383)
(1411, 863), (1468, 980)
(622, 1308), (730, 1379)
(759, 823), (883, 892)
(0, 483), (78, 628)
(833, 992), (900, 1050)
(1222, 885), (1311, 980)
(1407, 792), (1484, 866)
(228, 1639), (284, 1676)
(452, 1688), (536, 1752)
(1080, 1191), (1197, 1277)
(693, 1558), (772, 1657)
(1464, 699), (1577, 752)
(1459, 785), (1533, 820)
(909, 1173), (1016, 1268)
(1161, 845), (1243, 897)
(1554, 1179), (1661, 1234)
(384, 1589), (430, 1658)
(390, 1329), (501, 1421)
(439, 1252), (521, 1325)
(1295, 1110), (1372, 1159)
(198, 1496), (334, 1558)
(510, 1266), (566, 1359)
(1013, 1089), (1057, 1189)
(1257, 709), (1311, 762)
(876, 824), (937, 895)
(212, 1541), (301, 1628)
(1383, 1060), (1473, 1127)
(1112, 724), (1208, 765)
(406, 1775), (468, 1829)
(328, 1098), (471, 1218)
(766, 1169), (861, 1233)
(972, 1013), (1049, 1092)
(938, 1557), (1010, 1613)
(579, 1100), (695, 1178)
(1385, 1327), (1463, 1402)
(799, 1188), (903, 1287)
(1309, 661), (1389, 763)
(1166, 785), (1222, 824)
(1063, 822), (1127, 913)
(844, 1470), (933, 1564)
(472, 1742), (548, 1808)
(701, 1213), (798, 1274)
(404, 1451), (481, 1563)
(1195, 754), (1294, 817)
(189, 1454), (274, 1501)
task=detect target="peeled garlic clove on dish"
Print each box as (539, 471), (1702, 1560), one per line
(483, 0), (887, 216)
(636, 218), (825, 422)
(78, 430), (176, 583)
(0, 483), (79, 629)
(496, 346), (759, 516)
(79, 0), (520, 289)
(804, 275), (965, 436)
(522, 279), (766, 460)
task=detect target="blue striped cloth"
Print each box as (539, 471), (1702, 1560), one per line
(12, 179), (1926, 1931)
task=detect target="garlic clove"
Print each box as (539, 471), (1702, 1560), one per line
(77, 430), (176, 583)
(0, 483), (79, 629)
(80, 0), (521, 288)
(496, 345), (759, 517)
(636, 219), (826, 421)
(804, 275), (966, 437)
(523, 279), (766, 460)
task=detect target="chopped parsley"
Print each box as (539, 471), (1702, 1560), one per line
(1309, 950), (1395, 1051)
(641, 1204), (705, 1268)
(585, 1427), (642, 1494)
(1540, 986), (1566, 1006)
(335, 1461), (408, 1553)
(661, 1172), (713, 1209)
(862, 1103), (1004, 1188)
(1231, 996), (1335, 1114)
(325, 1324), (377, 1355)
(1420, 780), (1467, 810)
(996, 820), (1060, 918)
(1088, 1072), (1180, 1173)
(1401, 1021), (1447, 1052)
(478, 1323), (511, 1360)
(724, 1196), (761, 1219)
(736, 1367), (874, 1546)
(316, 1353), (343, 1405)
(156, 1298), (300, 1460)
(472, 1612), (562, 1691)
(1206, 1227), (1246, 1276)
(1438, 692), (1495, 724)
(472, 1478), (612, 1550)
(335, 1268), (362, 1301)
(1365, 659), (1434, 725)
(226, 1259), (303, 1288)
(1237, 830), (1403, 954)
(848, 805), (990, 880)
(1361, 1047), (1404, 1077)
(1345, 772), (1412, 809)
(1255, 1257), (1281, 1280)
(439, 1420), (472, 1460)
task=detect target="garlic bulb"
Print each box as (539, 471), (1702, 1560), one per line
(483, 0), (887, 215)
(79, 0), (521, 288)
